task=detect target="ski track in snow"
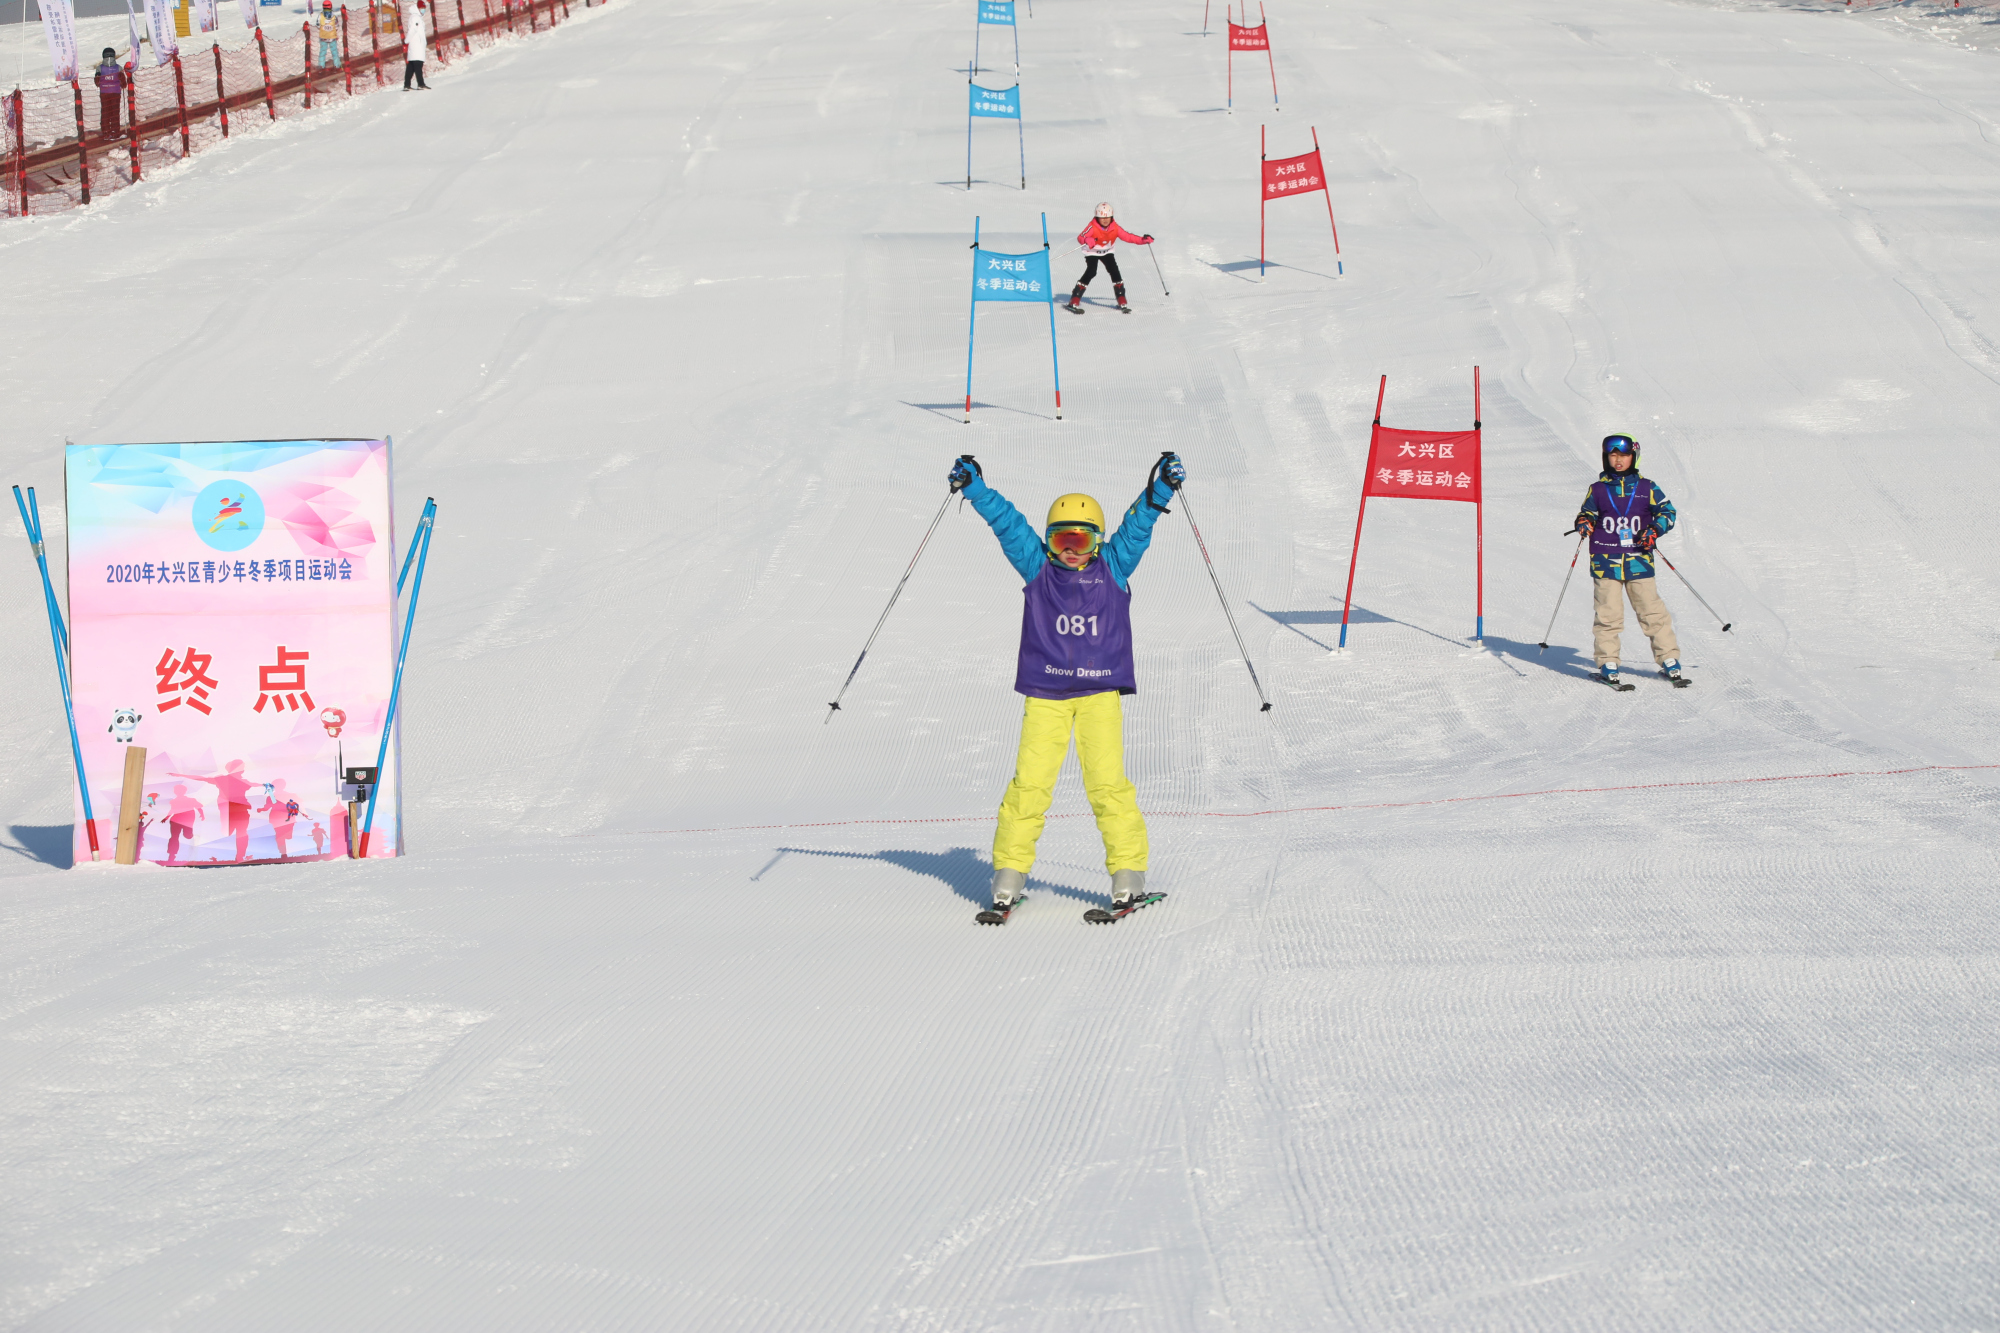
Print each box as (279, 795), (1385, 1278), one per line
(4, 0), (2000, 1328)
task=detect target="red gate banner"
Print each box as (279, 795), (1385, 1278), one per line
(1227, 19), (1267, 49)
(1226, 3), (1276, 112)
(1260, 126), (1342, 278)
(1338, 368), (1486, 646)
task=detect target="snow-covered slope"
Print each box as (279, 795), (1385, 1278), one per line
(3, 0), (1998, 1327)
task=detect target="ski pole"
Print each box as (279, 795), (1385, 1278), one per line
(12, 484), (99, 860)
(1538, 531), (1586, 651)
(825, 463), (966, 722)
(1655, 547), (1732, 632)
(1168, 458), (1271, 712)
(1147, 242), (1170, 296)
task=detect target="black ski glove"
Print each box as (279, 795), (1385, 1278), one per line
(949, 455), (982, 492)
(1142, 234), (1154, 243)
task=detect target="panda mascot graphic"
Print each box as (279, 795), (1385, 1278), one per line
(108, 708), (142, 743)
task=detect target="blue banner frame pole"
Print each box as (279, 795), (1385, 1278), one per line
(966, 78), (973, 190)
(963, 217), (980, 424)
(12, 484), (98, 860)
(1043, 213), (1062, 420)
(1017, 98), (1026, 189)
(359, 497), (436, 860)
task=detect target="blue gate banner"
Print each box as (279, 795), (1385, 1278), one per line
(969, 84), (1020, 119)
(977, 0), (1014, 26)
(972, 248), (1051, 302)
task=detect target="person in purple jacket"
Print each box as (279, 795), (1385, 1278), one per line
(94, 49), (126, 139)
(948, 452), (1184, 915)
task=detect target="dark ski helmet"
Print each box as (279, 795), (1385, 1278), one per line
(1602, 432), (1640, 474)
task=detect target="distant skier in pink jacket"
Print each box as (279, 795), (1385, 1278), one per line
(1066, 202), (1154, 315)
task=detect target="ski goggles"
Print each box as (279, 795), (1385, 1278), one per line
(1603, 434), (1638, 454)
(1046, 524), (1101, 558)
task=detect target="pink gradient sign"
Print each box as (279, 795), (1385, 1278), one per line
(64, 440), (402, 866)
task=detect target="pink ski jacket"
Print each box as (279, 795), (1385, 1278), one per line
(1076, 218), (1149, 256)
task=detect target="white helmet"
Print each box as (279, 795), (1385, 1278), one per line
(1095, 202), (1114, 220)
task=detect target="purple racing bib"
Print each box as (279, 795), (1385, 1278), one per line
(1015, 562), (1136, 699)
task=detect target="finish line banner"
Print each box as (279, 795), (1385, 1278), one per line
(64, 439), (402, 866)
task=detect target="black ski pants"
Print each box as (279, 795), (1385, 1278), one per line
(1074, 253), (1123, 288)
(404, 59), (428, 89)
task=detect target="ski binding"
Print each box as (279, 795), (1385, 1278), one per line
(976, 896), (1024, 925)
(1084, 892), (1166, 924)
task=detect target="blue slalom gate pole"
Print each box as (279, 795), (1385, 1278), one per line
(1042, 212), (1063, 420)
(963, 217), (980, 423)
(12, 484), (99, 860)
(1017, 100), (1026, 189)
(359, 497), (436, 859)
(965, 79), (973, 190)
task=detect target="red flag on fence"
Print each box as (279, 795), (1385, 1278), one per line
(1226, 3), (1276, 113)
(1260, 125), (1341, 278)
(1338, 368), (1486, 647)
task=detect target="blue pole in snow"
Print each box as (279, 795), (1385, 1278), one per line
(359, 498), (436, 860)
(397, 497), (435, 596)
(966, 79), (973, 190)
(12, 484), (99, 860)
(1017, 90), (1026, 189)
(1042, 212), (1062, 420)
(964, 217), (980, 424)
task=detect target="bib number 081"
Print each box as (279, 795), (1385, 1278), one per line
(1055, 614), (1098, 636)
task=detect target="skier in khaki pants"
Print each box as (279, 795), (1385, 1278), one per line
(1574, 433), (1686, 690)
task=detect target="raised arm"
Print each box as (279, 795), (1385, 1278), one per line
(950, 457), (1045, 583)
(1101, 454), (1184, 589)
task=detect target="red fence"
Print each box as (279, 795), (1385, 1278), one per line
(5, 0), (604, 219)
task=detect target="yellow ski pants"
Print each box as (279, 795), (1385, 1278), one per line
(992, 691), (1149, 876)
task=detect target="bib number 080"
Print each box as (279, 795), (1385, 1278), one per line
(1054, 614), (1098, 637)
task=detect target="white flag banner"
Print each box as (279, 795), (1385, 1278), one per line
(194, 0), (219, 33)
(143, 0), (179, 63)
(42, 0), (81, 83)
(238, 0), (259, 25)
(126, 0), (145, 65)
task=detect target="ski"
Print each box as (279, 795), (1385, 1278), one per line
(1664, 673), (1691, 688)
(1118, 305), (1132, 314)
(976, 896), (1025, 925)
(1064, 304), (1085, 316)
(1597, 674), (1636, 693)
(1083, 892), (1166, 924)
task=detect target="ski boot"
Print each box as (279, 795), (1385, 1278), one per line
(1114, 282), (1130, 313)
(977, 868), (1028, 924)
(1110, 868), (1145, 909)
(1660, 658), (1690, 688)
(1598, 664), (1635, 692)
(1066, 283), (1087, 314)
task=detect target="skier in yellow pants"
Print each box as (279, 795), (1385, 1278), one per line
(948, 453), (1185, 917)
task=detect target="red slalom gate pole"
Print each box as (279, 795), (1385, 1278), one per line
(1262, 1), (1278, 110)
(1225, 4), (1233, 113)
(125, 63), (140, 174)
(1473, 365), (1484, 640)
(256, 27), (276, 119)
(1259, 123), (1266, 280)
(10, 88), (26, 218)
(1312, 125), (1341, 270)
(171, 53), (190, 156)
(69, 80), (90, 205)
(342, 8), (353, 95)
(457, 0), (469, 54)
(213, 43), (229, 137)
(300, 21), (314, 107)
(370, 2), (383, 86)
(1337, 374), (1389, 650)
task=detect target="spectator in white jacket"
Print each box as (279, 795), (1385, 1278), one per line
(402, 0), (430, 89)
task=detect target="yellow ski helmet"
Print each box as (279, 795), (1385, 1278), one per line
(1046, 493), (1105, 532)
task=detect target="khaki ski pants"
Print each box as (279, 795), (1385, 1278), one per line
(1592, 576), (1679, 667)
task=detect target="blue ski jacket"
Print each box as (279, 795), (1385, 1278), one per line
(962, 473), (1174, 590)
(1577, 470), (1677, 581)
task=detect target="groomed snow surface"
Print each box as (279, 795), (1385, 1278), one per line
(4, 0), (2000, 1327)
